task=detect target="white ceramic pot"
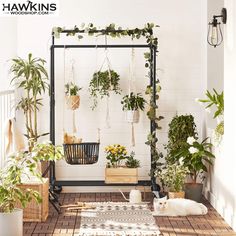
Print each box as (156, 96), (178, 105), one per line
(126, 110), (140, 123)
(0, 208), (23, 236)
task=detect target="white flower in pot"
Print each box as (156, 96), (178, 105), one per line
(65, 82), (82, 110)
(174, 136), (215, 202)
(121, 92), (146, 123)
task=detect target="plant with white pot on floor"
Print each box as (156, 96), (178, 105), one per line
(0, 143), (63, 236)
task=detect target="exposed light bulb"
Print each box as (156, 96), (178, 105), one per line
(210, 26), (218, 46)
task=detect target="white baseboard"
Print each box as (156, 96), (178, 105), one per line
(204, 187), (236, 231)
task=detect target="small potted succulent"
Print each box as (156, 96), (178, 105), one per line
(104, 145), (139, 184)
(65, 82), (82, 110)
(89, 70), (122, 109)
(174, 136), (215, 202)
(121, 92), (146, 123)
(156, 161), (189, 199)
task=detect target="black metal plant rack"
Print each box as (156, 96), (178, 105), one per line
(49, 29), (159, 192)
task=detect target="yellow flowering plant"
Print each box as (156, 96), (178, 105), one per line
(105, 144), (128, 167)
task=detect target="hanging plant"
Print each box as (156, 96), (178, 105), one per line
(121, 92), (146, 123)
(65, 82), (82, 110)
(89, 70), (122, 109)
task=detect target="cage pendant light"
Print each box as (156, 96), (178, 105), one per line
(207, 8), (227, 48)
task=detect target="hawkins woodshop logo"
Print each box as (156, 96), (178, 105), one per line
(0, 0), (59, 16)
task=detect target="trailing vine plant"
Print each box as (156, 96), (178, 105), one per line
(52, 23), (164, 183)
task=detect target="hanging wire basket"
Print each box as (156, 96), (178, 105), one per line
(63, 142), (100, 165)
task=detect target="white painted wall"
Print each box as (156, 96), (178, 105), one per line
(15, 0), (207, 189)
(204, 0), (236, 231)
(0, 18), (17, 90)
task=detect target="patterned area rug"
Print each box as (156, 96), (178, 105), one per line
(78, 202), (160, 236)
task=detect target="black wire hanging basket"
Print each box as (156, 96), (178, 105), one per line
(63, 142), (100, 165)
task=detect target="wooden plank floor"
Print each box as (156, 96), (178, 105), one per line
(23, 192), (236, 236)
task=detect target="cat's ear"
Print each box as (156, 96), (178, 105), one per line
(162, 196), (167, 200)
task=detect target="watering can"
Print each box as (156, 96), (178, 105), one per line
(119, 189), (142, 204)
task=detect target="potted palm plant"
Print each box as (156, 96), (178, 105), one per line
(65, 82), (82, 110)
(197, 89), (224, 146)
(105, 145), (140, 184)
(121, 92), (146, 123)
(89, 70), (121, 109)
(165, 115), (198, 163)
(157, 161), (189, 199)
(174, 136), (215, 202)
(10, 53), (49, 151)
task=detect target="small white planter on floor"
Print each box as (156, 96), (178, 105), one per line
(0, 208), (23, 236)
(126, 110), (140, 123)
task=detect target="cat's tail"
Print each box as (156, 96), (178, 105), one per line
(200, 203), (208, 215)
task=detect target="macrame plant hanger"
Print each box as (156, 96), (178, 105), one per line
(70, 60), (78, 134)
(96, 35), (112, 129)
(62, 45), (100, 165)
(129, 46), (137, 147)
(63, 47), (78, 136)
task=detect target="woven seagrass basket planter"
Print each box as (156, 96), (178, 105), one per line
(66, 95), (80, 110)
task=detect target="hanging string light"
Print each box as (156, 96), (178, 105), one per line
(207, 8), (227, 48)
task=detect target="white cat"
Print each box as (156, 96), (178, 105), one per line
(153, 197), (208, 216)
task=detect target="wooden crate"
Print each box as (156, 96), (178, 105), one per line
(105, 167), (138, 184)
(18, 178), (49, 222)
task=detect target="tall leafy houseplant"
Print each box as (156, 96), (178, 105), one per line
(11, 54), (49, 150)
(166, 115), (198, 163)
(174, 136), (215, 202)
(174, 137), (215, 183)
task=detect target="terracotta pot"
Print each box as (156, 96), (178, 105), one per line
(126, 110), (140, 123)
(184, 183), (203, 202)
(66, 95), (80, 110)
(168, 191), (185, 199)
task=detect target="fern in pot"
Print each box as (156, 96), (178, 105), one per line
(89, 70), (121, 109)
(121, 92), (146, 123)
(65, 82), (82, 110)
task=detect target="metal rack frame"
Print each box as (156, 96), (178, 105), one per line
(49, 30), (158, 190)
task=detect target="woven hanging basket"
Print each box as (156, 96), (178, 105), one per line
(66, 95), (80, 110)
(126, 110), (140, 123)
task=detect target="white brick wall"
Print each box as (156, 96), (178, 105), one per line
(15, 0), (207, 183)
